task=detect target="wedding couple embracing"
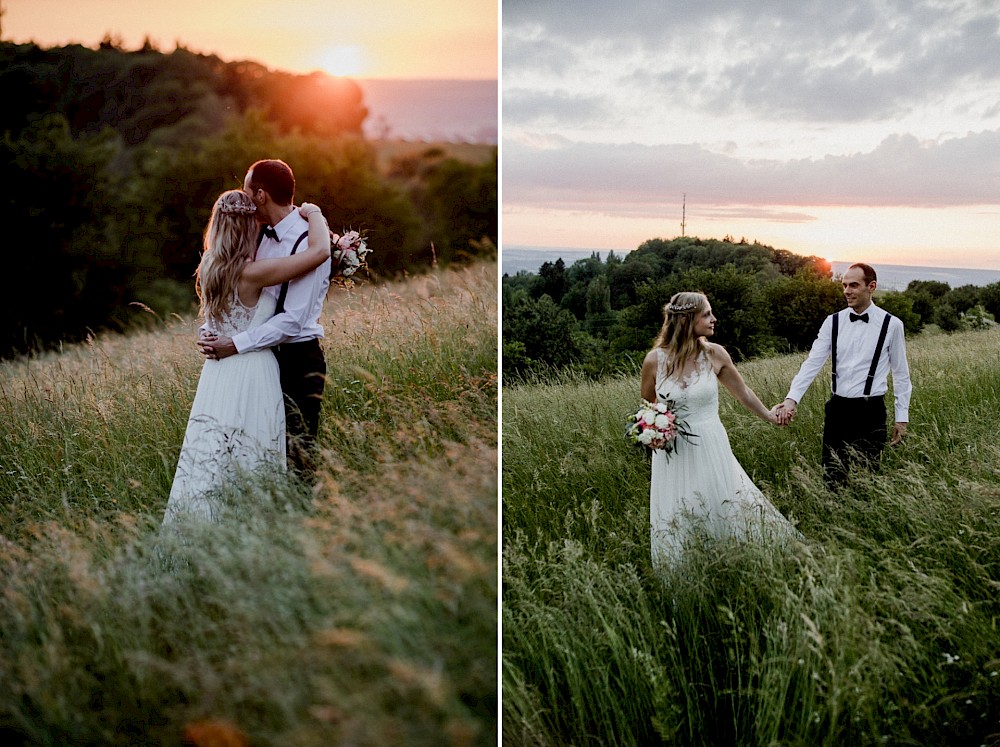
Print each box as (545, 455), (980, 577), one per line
(638, 263), (912, 567)
(162, 159), (340, 525)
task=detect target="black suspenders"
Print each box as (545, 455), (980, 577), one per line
(865, 314), (892, 396)
(830, 311), (892, 397)
(275, 231), (311, 314)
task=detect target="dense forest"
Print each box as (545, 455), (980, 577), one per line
(0, 39), (497, 358)
(502, 236), (1000, 380)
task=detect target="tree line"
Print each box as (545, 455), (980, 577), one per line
(0, 41), (497, 359)
(502, 236), (1000, 380)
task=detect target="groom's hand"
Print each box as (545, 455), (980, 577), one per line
(890, 422), (907, 446)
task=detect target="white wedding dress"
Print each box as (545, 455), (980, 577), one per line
(163, 290), (285, 524)
(649, 348), (798, 567)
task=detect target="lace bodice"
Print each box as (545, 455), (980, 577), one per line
(207, 290), (276, 337)
(654, 348), (719, 425)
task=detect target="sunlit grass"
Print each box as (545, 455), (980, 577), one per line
(0, 262), (497, 746)
(503, 327), (1000, 746)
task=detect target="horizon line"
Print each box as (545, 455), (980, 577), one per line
(2, 38), (497, 82)
(502, 244), (1000, 275)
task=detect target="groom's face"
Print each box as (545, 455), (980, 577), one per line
(243, 170), (268, 224)
(841, 267), (875, 310)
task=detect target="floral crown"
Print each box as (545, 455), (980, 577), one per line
(216, 196), (257, 215)
(666, 301), (697, 313)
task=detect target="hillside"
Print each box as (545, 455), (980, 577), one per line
(0, 262), (498, 745)
(503, 324), (1000, 745)
(0, 41), (496, 146)
(0, 40), (498, 359)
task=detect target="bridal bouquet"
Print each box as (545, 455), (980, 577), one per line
(626, 399), (694, 457)
(331, 228), (371, 287)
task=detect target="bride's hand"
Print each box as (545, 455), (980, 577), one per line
(299, 202), (323, 219)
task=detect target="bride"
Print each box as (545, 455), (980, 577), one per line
(163, 190), (331, 524)
(639, 291), (799, 567)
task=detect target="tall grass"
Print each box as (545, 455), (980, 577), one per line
(503, 328), (1000, 746)
(0, 263), (497, 746)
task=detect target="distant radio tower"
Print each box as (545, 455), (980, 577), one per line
(680, 193), (687, 237)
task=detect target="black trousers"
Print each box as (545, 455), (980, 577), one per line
(273, 339), (326, 474)
(822, 394), (888, 487)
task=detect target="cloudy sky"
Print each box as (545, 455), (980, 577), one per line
(6, 0), (498, 79)
(502, 0), (1000, 269)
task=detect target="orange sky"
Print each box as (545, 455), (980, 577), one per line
(4, 0), (498, 79)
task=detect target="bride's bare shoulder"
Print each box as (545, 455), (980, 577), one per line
(702, 340), (723, 357)
(703, 341), (733, 367)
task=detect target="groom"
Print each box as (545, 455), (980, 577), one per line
(200, 159), (332, 473)
(777, 263), (912, 486)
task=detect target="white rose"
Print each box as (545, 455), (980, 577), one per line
(642, 411), (656, 425)
(654, 414), (671, 429)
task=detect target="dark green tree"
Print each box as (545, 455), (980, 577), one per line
(765, 273), (844, 351)
(980, 282), (1000, 320)
(934, 302), (963, 333)
(418, 150), (497, 265)
(502, 292), (582, 376)
(0, 115), (133, 356)
(673, 265), (773, 360)
(607, 257), (656, 309)
(941, 284), (981, 315)
(535, 259), (568, 303)
(875, 291), (921, 335)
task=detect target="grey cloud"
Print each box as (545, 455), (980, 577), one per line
(698, 207), (819, 223)
(503, 129), (1000, 209)
(502, 29), (581, 78)
(503, 88), (609, 127)
(504, 1), (1000, 124)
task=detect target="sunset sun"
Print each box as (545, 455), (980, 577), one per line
(316, 44), (366, 77)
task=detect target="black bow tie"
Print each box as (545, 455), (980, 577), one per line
(849, 312), (869, 323)
(261, 226), (278, 241)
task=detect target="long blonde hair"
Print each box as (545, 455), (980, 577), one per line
(652, 291), (709, 380)
(195, 190), (259, 327)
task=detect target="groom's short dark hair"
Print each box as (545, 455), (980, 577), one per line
(247, 159), (295, 205)
(849, 263), (877, 286)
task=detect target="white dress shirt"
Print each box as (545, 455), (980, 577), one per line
(786, 303), (912, 422)
(232, 209), (331, 353)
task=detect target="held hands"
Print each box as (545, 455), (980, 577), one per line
(766, 405), (788, 426)
(769, 399), (797, 427)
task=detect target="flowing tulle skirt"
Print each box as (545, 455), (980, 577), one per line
(649, 349), (799, 568)
(650, 413), (797, 567)
(163, 349), (285, 523)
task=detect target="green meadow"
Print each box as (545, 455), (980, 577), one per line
(0, 263), (497, 746)
(503, 328), (1000, 746)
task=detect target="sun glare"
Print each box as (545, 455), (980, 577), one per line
(317, 44), (366, 77)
